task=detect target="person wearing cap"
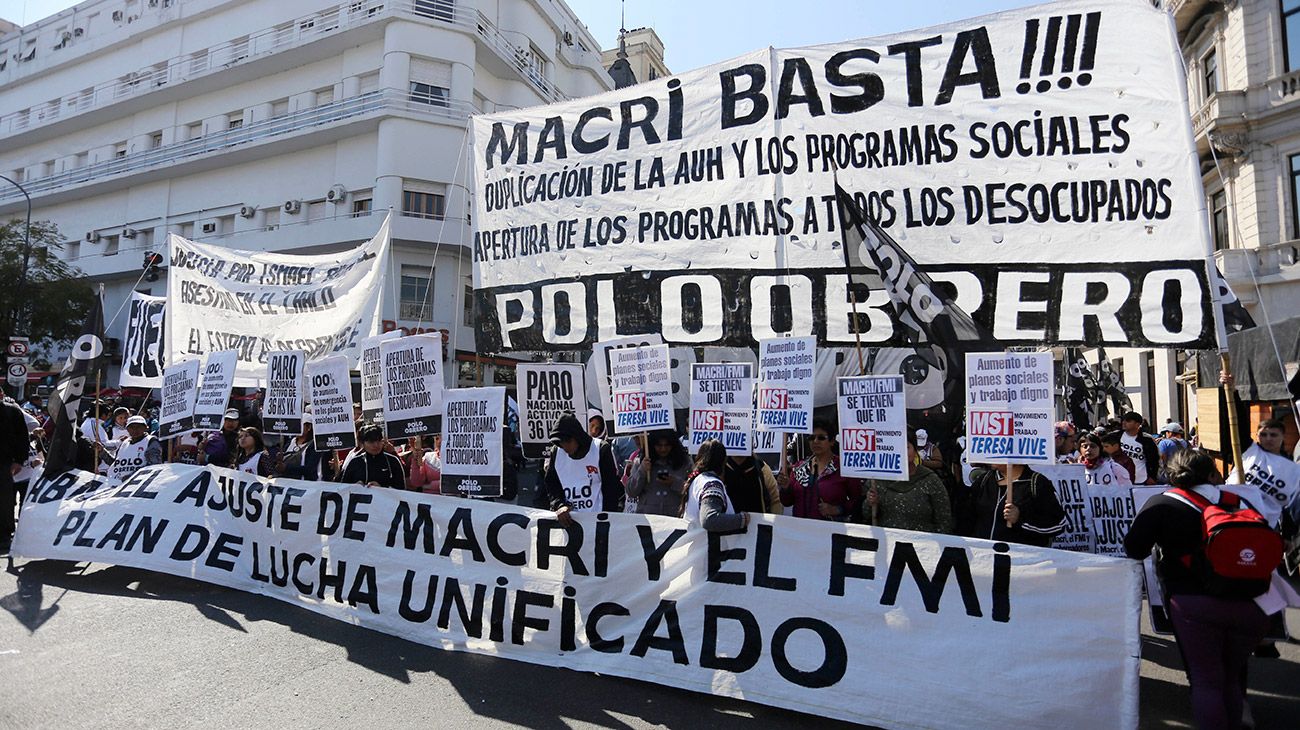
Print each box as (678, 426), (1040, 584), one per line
(1156, 421), (1188, 482)
(79, 406), (119, 474)
(201, 409), (242, 466)
(541, 413), (622, 526)
(1054, 422), (1078, 464)
(340, 424), (407, 490)
(106, 415), (163, 482)
(914, 428), (944, 472)
(1119, 411), (1159, 485)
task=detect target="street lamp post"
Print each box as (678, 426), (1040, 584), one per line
(0, 174), (33, 399)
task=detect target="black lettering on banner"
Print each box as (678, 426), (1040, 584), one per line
(475, 263), (1214, 352)
(753, 524), (797, 591)
(512, 590), (554, 645)
(399, 570), (439, 622)
(487, 512), (531, 566)
(586, 602), (630, 653)
(438, 577), (486, 638)
(770, 617), (848, 689)
(829, 533), (878, 596)
(440, 507), (486, 563)
(630, 599), (689, 665)
(638, 525), (688, 581)
(536, 518), (589, 575)
(707, 528), (747, 585)
(699, 604), (763, 673)
(880, 543), (983, 618)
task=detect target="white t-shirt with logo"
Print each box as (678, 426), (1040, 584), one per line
(553, 438), (605, 512)
(107, 436), (154, 482)
(1225, 444), (1300, 528)
(1120, 432), (1148, 484)
(683, 472), (732, 525)
(1083, 458), (1132, 488)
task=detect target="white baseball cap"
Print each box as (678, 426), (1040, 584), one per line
(915, 428), (929, 446)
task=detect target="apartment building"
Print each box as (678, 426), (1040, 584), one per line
(0, 0), (613, 386)
(1101, 0), (1300, 440)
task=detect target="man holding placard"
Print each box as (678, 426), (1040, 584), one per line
(963, 352), (1067, 546)
(540, 413), (622, 525)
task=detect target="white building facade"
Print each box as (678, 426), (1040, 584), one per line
(0, 0), (613, 386)
(1102, 0), (1300, 431)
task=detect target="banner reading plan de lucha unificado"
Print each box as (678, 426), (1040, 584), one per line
(15, 464), (1139, 730)
(470, 0), (1213, 353)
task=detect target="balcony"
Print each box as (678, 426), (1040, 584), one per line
(0, 88), (475, 210)
(1190, 90), (1247, 153)
(1215, 239), (1300, 295)
(0, 0), (566, 145)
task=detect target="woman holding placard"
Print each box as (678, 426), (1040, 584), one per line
(777, 419), (862, 521)
(233, 427), (273, 477)
(863, 433), (953, 534)
(681, 439), (749, 532)
(1078, 432), (1132, 488)
(626, 430), (690, 516)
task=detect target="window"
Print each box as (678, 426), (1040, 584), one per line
(1210, 189), (1229, 251)
(352, 198), (372, 217)
(1144, 352), (1156, 427)
(1285, 0), (1300, 72)
(409, 82), (449, 107)
(402, 189), (446, 219)
(400, 267), (432, 321)
(150, 132), (163, 148)
(463, 284), (475, 326)
(1201, 49), (1217, 99)
(228, 117), (243, 130)
(1290, 153), (1300, 239)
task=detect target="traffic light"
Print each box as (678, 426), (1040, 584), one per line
(142, 251), (164, 282)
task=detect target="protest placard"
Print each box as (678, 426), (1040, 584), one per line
(167, 217), (389, 384)
(264, 350), (306, 436)
(589, 333), (665, 418)
(15, 463), (1141, 730)
(607, 344), (674, 434)
(836, 375), (907, 479)
(518, 363), (586, 458)
(964, 352), (1055, 465)
(1034, 464), (1092, 553)
(119, 292), (165, 388)
(307, 355), (356, 451)
(380, 335), (443, 438)
(360, 331), (400, 430)
(756, 337), (815, 434)
(441, 386), (505, 498)
(159, 359), (200, 439)
(192, 350), (237, 431)
(689, 363), (754, 454)
(1087, 478), (1137, 558)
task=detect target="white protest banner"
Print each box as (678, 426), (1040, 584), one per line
(264, 350), (306, 436)
(307, 355), (356, 451)
(119, 292), (166, 388)
(1034, 464), (1092, 553)
(14, 464), (1141, 730)
(471, 0), (1214, 353)
(166, 216), (389, 385)
(360, 331), (400, 430)
(158, 359), (200, 439)
(442, 386), (505, 498)
(607, 344), (674, 434)
(688, 363), (754, 454)
(1086, 478), (1136, 558)
(518, 363), (586, 458)
(964, 352), (1055, 465)
(756, 337), (816, 434)
(192, 350), (238, 431)
(836, 375), (907, 479)
(380, 334), (444, 438)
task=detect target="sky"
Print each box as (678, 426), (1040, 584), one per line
(4, 0), (1042, 72)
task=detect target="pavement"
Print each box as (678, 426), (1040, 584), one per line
(1, 554), (1297, 729)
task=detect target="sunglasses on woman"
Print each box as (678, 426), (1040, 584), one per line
(811, 434), (832, 441)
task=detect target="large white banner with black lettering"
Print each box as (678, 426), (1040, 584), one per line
(471, 0), (1212, 352)
(166, 216), (389, 385)
(119, 292), (166, 388)
(15, 464), (1139, 730)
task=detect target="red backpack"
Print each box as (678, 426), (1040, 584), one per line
(1169, 488), (1282, 587)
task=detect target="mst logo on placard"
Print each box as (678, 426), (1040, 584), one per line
(841, 428), (877, 451)
(760, 388), (789, 410)
(970, 411), (1019, 456)
(615, 392), (666, 429)
(692, 410), (723, 431)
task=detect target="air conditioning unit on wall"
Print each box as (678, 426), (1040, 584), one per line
(283, 200), (302, 214)
(121, 228), (138, 239)
(326, 185), (348, 202)
(238, 205), (256, 218)
(84, 231), (101, 243)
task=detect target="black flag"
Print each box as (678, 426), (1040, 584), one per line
(1063, 347), (1096, 431)
(834, 182), (995, 422)
(1094, 346), (1132, 419)
(1213, 266), (1257, 334)
(44, 290), (106, 474)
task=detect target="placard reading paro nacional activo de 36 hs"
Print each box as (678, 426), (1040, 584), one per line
(470, 0), (1215, 353)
